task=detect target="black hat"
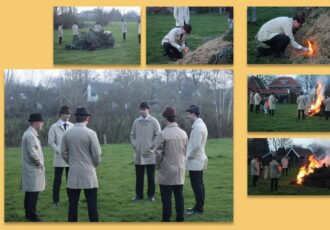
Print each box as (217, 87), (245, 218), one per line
(59, 106), (71, 114)
(140, 102), (150, 109)
(186, 105), (200, 115)
(74, 107), (91, 116)
(162, 106), (177, 118)
(28, 113), (44, 122)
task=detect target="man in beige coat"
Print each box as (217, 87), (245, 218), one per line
(60, 107), (101, 222)
(269, 156), (281, 191)
(268, 92), (276, 116)
(254, 90), (261, 114)
(251, 155), (260, 187)
(185, 105), (208, 215)
(324, 95), (330, 121)
(48, 106), (73, 207)
(145, 107), (188, 222)
(130, 102), (161, 201)
(297, 92), (307, 120)
(249, 90), (255, 112)
(21, 113), (46, 222)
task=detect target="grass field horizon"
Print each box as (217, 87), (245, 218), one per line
(248, 104), (330, 132)
(147, 13), (229, 64)
(53, 21), (140, 65)
(5, 138), (233, 222)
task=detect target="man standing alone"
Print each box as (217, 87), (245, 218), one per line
(61, 107), (101, 222)
(21, 113), (46, 222)
(249, 90), (255, 112)
(121, 19), (128, 41)
(297, 92), (307, 120)
(130, 102), (161, 201)
(254, 90), (261, 114)
(48, 106), (73, 207)
(72, 22), (79, 43)
(185, 105), (208, 215)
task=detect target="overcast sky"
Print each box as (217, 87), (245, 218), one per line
(76, 7), (140, 14)
(268, 138), (330, 150)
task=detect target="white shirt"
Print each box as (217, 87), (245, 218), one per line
(121, 21), (128, 33)
(72, 24), (79, 35)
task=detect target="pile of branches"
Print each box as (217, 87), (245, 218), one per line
(66, 29), (115, 51)
(303, 165), (330, 188)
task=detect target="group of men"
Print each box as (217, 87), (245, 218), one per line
(251, 155), (289, 191)
(21, 102), (209, 222)
(249, 90), (330, 120)
(57, 19), (141, 45)
(162, 7), (192, 61)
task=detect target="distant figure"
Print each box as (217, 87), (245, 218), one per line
(71, 22), (79, 43)
(255, 13), (308, 58)
(58, 24), (63, 45)
(21, 113), (46, 222)
(269, 156), (281, 191)
(121, 19), (128, 41)
(251, 155), (260, 187)
(324, 95), (330, 120)
(48, 106), (73, 207)
(173, 7), (190, 27)
(248, 7), (257, 24)
(161, 24), (192, 61)
(138, 19), (141, 44)
(268, 92), (276, 116)
(281, 156), (289, 176)
(263, 164), (269, 179)
(93, 22), (103, 32)
(264, 97), (269, 114)
(254, 90), (261, 114)
(227, 7), (233, 29)
(297, 92), (307, 120)
(249, 90), (255, 112)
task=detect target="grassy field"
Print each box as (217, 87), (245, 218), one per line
(53, 22), (140, 65)
(248, 166), (330, 195)
(247, 7), (301, 64)
(5, 138), (233, 222)
(147, 14), (229, 64)
(248, 104), (330, 132)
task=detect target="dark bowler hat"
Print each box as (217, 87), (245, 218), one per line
(140, 102), (150, 109)
(28, 113), (45, 122)
(74, 107), (91, 116)
(59, 106), (71, 114)
(186, 105), (200, 115)
(162, 106), (177, 118)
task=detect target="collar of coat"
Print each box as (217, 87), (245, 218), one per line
(28, 126), (39, 138)
(192, 118), (203, 129)
(166, 122), (179, 128)
(138, 115), (151, 121)
(75, 122), (87, 127)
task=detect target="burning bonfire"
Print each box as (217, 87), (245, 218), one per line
(296, 155), (330, 186)
(307, 81), (325, 116)
(305, 39), (317, 57)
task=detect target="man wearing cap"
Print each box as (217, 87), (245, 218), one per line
(161, 24), (192, 61)
(255, 12), (309, 58)
(48, 106), (73, 207)
(21, 113), (46, 222)
(145, 107), (188, 222)
(185, 105), (208, 215)
(60, 107), (101, 222)
(130, 102), (161, 201)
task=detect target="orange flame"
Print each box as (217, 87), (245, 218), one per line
(307, 40), (314, 56)
(307, 81), (324, 116)
(296, 155), (330, 185)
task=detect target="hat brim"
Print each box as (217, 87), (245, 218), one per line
(28, 119), (45, 122)
(74, 113), (91, 116)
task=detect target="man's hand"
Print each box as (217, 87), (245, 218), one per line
(301, 46), (309, 52)
(183, 47), (189, 53)
(142, 150), (153, 157)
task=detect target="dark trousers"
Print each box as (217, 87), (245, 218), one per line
(271, 178), (278, 191)
(252, 175), (259, 187)
(59, 37), (62, 45)
(138, 34), (141, 44)
(24, 192), (39, 220)
(72, 35), (78, 43)
(282, 168), (288, 176)
(67, 188), (98, 222)
(298, 110), (305, 119)
(326, 111), (330, 120)
(255, 104), (260, 114)
(123, 32), (126, 41)
(189, 170), (205, 212)
(261, 34), (290, 57)
(269, 109), (275, 116)
(163, 42), (183, 60)
(135, 164), (155, 198)
(159, 184), (184, 222)
(250, 104), (254, 112)
(53, 167), (69, 204)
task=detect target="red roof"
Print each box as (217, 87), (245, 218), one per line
(269, 77), (301, 88)
(259, 89), (289, 95)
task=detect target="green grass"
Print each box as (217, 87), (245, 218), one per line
(248, 104), (330, 132)
(247, 7), (299, 64)
(5, 138), (233, 222)
(248, 167), (330, 195)
(147, 14), (229, 64)
(53, 22), (140, 65)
